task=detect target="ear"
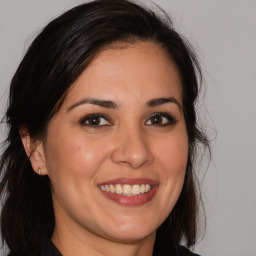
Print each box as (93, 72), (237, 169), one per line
(20, 127), (48, 176)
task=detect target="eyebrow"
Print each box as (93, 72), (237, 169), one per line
(66, 97), (181, 112)
(146, 97), (182, 110)
(67, 98), (118, 112)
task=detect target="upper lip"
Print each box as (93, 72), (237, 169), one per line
(98, 177), (158, 186)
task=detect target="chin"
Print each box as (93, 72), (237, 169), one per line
(104, 220), (157, 242)
(108, 230), (155, 243)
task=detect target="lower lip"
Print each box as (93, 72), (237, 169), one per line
(99, 186), (158, 206)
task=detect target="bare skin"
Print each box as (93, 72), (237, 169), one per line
(21, 41), (188, 256)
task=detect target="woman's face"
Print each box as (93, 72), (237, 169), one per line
(40, 41), (188, 243)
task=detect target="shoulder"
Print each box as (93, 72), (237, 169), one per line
(176, 244), (201, 256)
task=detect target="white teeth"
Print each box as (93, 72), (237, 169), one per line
(110, 184), (115, 193)
(145, 184), (151, 192)
(123, 184), (132, 195)
(116, 184), (122, 194)
(140, 184), (146, 193)
(132, 184), (140, 195)
(100, 184), (153, 195)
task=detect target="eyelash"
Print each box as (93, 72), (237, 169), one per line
(79, 112), (177, 128)
(79, 114), (112, 128)
(146, 112), (177, 126)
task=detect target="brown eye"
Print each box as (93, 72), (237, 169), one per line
(88, 117), (100, 125)
(150, 115), (164, 125)
(146, 113), (177, 126)
(80, 114), (111, 127)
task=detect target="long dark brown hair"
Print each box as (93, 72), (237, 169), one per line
(0, 0), (210, 255)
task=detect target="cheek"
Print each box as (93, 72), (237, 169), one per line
(147, 129), (188, 226)
(44, 133), (108, 216)
(156, 130), (188, 174)
(44, 126), (109, 189)
(154, 127), (188, 203)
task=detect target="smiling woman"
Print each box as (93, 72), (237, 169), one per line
(0, 1), (209, 256)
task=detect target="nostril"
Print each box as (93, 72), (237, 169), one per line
(110, 128), (154, 168)
(111, 140), (154, 169)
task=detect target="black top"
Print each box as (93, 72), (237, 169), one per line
(9, 239), (201, 256)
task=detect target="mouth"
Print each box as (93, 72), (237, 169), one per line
(99, 184), (153, 196)
(98, 178), (158, 206)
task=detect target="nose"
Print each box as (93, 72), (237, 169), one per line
(111, 126), (154, 169)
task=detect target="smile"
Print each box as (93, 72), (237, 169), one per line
(99, 184), (152, 196)
(98, 178), (158, 206)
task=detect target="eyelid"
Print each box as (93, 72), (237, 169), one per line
(79, 113), (112, 127)
(79, 112), (177, 128)
(145, 112), (177, 126)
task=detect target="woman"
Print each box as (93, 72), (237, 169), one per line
(0, 0), (209, 255)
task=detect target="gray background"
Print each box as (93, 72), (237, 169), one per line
(0, 1), (256, 256)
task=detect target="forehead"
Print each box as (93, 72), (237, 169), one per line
(63, 41), (182, 107)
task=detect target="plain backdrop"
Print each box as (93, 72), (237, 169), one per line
(0, 1), (256, 256)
